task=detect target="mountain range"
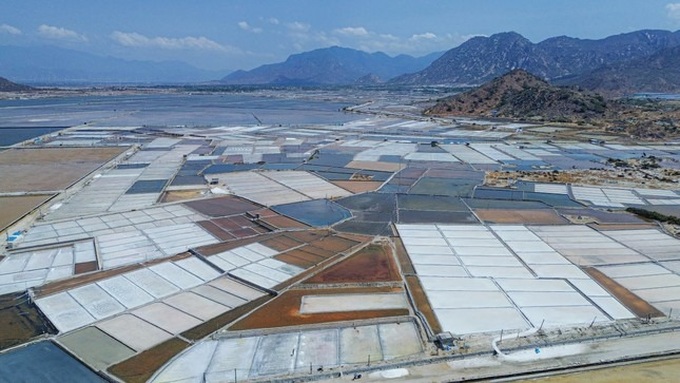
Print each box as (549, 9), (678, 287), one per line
(0, 76), (33, 92)
(554, 45), (680, 96)
(392, 29), (680, 88)
(0, 45), (228, 85)
(2, 28), (680, 93)
(220, 46), (442, 85)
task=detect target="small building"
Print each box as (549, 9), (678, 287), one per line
(435, 332), (456, 349)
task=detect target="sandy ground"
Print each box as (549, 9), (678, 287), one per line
(332, 180), (384, 193)
(0, 147), (126, 192)
(474, 209), (568, 224)
(0, 194), (54, 231)
(520, 357), (680, 382)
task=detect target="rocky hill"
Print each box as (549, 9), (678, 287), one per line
(0, 76), (32, 92)
(425, 69), (607, 121)
(221, 46), (441, 85)
(392, 30), (680, 86)
(554, 46), (680, 96)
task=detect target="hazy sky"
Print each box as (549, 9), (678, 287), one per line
(1, 0), (679, 71)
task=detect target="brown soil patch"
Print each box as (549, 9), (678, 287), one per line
(0, 194), (54, 232)
(275, 248), (323, 268)
(0, 292), (57, 350)
(336, 232), (374, 243)
(331, 180), (383, 193)
(0, 147), (127, 193)
(393, 236), (416, 274)
(160, 190), (204, 203)
(108, 337), (189, 383)
(74, 261), (98, 274)
(228, 287), (407, 331)
(405, 275), (442, 334)
(585, 267), (665, 318)
(474, 208), (568, 224)
(197, 215), (270, 241)
(197, 220), (237, 240)
(259, 235), (305, 252)
(304, 235), (361, 253)
(272, 231), (363, 268)
(345, 160), (404, 172)
(260, 215), (308, 229)
(285, 230), (334, 244)
(304, 243), (401, 283)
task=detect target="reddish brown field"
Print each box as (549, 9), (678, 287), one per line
(272, 232), (363, 268)
(108, 338), (189, 383)
(331, 180), (384, 193)
(159, 190), (204, 203)
(304, 243), (401, 283)
(585, 267), (664, 318)
(74, 261), (98, 274)
(275, 248), (326, 268)
(260, 215), (307, 229)
(474, 209), (568, 224)
(405, 275), (442, 334)
(0, 147), (127, 192)
(393, 236), (416, 274)
(260, 235), (305, 252)
(228, 287), (408, 330)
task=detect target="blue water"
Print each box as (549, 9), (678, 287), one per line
(0, 127), (66, 146)
(272, 199), (352, 227)
(632, 93), (680, 100)
(0, 93), (355, 128)
(0, 341), (106, 383)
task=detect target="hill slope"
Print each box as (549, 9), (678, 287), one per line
(221, 46), (441, 85)
(554, 45), (680, 96)
(393, 30), (680, 86)
(0, 77), (32, 92)
(425, 69), (607, 121)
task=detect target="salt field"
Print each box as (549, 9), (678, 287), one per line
(2, 92), (680, 382)
(150, 321), (422, 383)
(396, 223), (643, 334)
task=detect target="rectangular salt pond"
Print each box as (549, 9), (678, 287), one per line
(97, 314), (173, 352)
(299, 293), (408, 314)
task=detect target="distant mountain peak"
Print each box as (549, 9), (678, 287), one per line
(392, 29), (680, 87)
(0, 45), (228, 85)
(220, 46), (441, 86)
(554, 45), (680, 96)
